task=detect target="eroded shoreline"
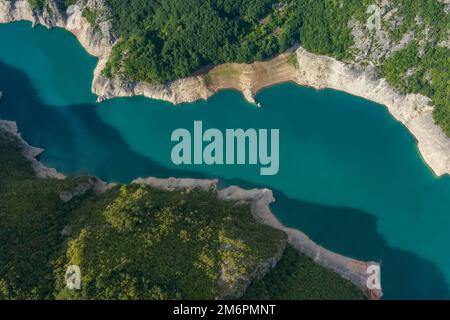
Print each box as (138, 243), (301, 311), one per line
(0, 0), (448, 177)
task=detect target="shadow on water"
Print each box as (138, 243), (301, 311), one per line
(1, 60), (449, 299)
(0, 59), (210, 182)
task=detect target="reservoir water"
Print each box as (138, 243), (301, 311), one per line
(1, 21), (450, 299)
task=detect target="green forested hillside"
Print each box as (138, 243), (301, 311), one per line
(22, 0), (449, 135)
(243, 246), (366, 300)
(377, 0), (450, 136)
(0, 129), (364, 300)
(101, 0), (450, 137)
(294, 0), (449, 136)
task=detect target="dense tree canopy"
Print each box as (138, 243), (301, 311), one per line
(243, 246), (366, 300)
(102, 0), (301, 83)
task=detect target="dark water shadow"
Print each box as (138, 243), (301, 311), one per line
(222, 177), (450, 300)
(272, 189), (450, 300)
(0, 59), (211, 182)
(1, 60), (449, 299)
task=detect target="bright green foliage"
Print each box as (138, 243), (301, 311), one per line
(296, 0), (368, 60)
(382, 44), (450, 136)
(242, 245), (367, 300)
(102, 0), (368, 82)
(53, 185), (286, 299)
(388, 0), (448, 43)
(82, 8), (97, 27)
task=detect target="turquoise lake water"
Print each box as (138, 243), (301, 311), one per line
(1, 21), (450, 299)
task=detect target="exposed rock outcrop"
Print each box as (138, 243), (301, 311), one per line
(0, 0), (115, 56)
(59, 177), (115, 202)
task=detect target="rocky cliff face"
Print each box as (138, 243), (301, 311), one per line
(0, 0), (115, 70)
(294, 48), (450, 177)
(218, 186), (383, 300)
(0, 0), (61, 27)
(93, 66), (212, 104)
(0, 119), (65, 179)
